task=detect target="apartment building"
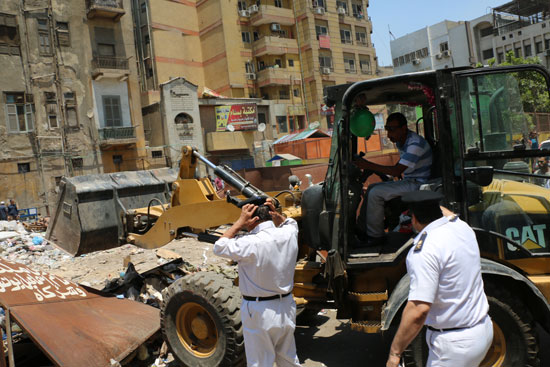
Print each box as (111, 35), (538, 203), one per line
(390, 0), (550, 75)
(132, 0), (378, 136)
(0, 0), (151, 214)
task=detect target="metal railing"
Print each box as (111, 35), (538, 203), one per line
(92, 55), (129, 70)
(87, 0), (123, 9)
(99, 126), (135, 140)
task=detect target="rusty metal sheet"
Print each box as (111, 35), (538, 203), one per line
(0, 259), (160, 367)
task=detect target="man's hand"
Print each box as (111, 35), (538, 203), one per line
(223, 204), (258, 239)
(386, 354), (401, 367)
(266, 198), (286, 227)
(236, 203), (259, 229)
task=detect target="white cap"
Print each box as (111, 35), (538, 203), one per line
(0, 202), (4, 205)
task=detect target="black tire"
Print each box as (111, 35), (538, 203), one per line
(161, 271), (245, 367)
(403, 285), (540, 367)
(482, 285), (540, 367)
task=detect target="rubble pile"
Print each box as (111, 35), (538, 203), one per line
(0, 220), (237, 367)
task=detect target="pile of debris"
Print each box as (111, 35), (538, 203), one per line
(0, 220), (236, 366)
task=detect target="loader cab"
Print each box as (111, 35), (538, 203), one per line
(311, 65), (550, 266)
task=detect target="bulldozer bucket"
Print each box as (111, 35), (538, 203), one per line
(46, 168), (177, 256)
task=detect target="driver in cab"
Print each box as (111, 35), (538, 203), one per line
(353, 112), (433, 245)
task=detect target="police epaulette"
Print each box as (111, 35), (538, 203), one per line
(414, 232), (427, 252)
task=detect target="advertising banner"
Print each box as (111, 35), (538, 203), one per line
(215, 104), (258, 131)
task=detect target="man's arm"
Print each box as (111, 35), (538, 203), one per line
(353, 158), (407, 178)
(213, 204), (259, 261)
(386, 300), (431, 367)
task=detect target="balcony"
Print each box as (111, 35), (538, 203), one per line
(98, 126), (137, 149)
(206, 131), (254, 152)
(256, 68), (302, 88)
(86, 0), (125, 21)
(249, 5), (294, 26)
(91, 55), (130, 80)
(253, 36), (298, 57)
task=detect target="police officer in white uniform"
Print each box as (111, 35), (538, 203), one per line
(214, 199), (301, 367)
(387, 191), (493, 367)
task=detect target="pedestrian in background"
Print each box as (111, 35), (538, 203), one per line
(213, 198), (301, 367)
(0, 202), (7, 221)
(7, 199), (18, 220)
(534, 157), (550, 187)
(214, 176), (224, 191)
(387, 191), (493, 367)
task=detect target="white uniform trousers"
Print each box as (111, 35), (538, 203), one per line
(241, 295), (301, 367)
(426, 316), (493, 367)
(366, 180), (421, 238)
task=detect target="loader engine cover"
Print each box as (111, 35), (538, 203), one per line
(46, 168), (177, 256)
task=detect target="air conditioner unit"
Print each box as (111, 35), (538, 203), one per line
(246, 73), (256, 80)
(435, 53), (443, 60)
(314, 6), (325, 15)
(271, 23), (281, 32)
(239, 9), (250, 17)
(321, 67), (331, 74)
(412, 59), (420, 65)
(337, 7), (346, 15)
(443, 50), (451, 57)
(248, 4), (259, 13)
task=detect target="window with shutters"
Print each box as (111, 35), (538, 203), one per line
(37, 19), (51, 56)
(63, 92), (79, 128)
(17, 163), (30, 173)
(4, 92), (34, 133)
(319, 55), (333, 70)
(343, 54), (356, 73)
(359, 57), (370, 74)
(241, 31), (251, 43)
(102, 95), (122, 127)
(0, 13), (20, 56)
(315, 24), (328, 40)
(56, 22), (70, 47)
(44, 92), (58, 128)
(355, 27), (367, 45)
(72, 158), (83, 169)
(340, 28), (352, 44)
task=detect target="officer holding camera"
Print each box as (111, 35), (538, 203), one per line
(213, 198), (301, 367)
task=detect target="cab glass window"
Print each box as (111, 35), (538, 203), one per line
(458, 70), (550, 153)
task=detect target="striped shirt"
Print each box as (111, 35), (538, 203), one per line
(397, 131), (432, 182)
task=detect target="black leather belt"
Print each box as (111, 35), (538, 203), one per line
(427, 325), (468, 332)
(243, 292), (291, 301)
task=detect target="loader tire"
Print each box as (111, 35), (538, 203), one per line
(403, 285), (540, 367)
(161, 271), (245, 367)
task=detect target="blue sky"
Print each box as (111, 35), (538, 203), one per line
(369, 0), (505, 66)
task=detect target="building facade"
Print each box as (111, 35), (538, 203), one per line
(0, 0), (150, 214)
(132, 0), (379, 135)
(390, 0), (550, 75)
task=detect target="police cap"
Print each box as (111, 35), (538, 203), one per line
(401, 190), (444, 215)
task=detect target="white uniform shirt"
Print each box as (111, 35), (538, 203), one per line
(213, 218), (298, 297)
(406, 215), (489, 329)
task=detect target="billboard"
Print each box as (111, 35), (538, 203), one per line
(215, 104), (258, 131)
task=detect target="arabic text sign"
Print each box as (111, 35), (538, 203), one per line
(216, 104), (258, 131)
(0, 259), (88, 305)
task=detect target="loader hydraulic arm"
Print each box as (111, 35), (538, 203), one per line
(191, 148), (273, 208)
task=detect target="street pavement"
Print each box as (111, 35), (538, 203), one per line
(295, 309), (550, 367)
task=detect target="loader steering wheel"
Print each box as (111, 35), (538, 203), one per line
(354, 152), (391, 182)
